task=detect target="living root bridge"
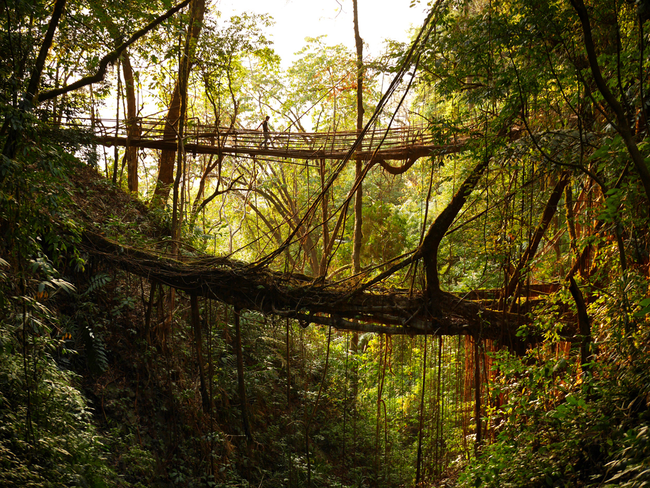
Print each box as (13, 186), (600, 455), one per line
(82, 232), (529, 344)
(94, 135), (465, 161)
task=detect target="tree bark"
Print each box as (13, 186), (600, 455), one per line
(351, 0), (364, 276)
(154, 85), (181, 204)
(152, 0), (205, 205)
(418, 158), (489, 298)
(122, 52), (140, 193)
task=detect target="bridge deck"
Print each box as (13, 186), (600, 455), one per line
(69, 117), (464, 160)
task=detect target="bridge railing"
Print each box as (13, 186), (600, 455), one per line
(60, 117), (437, 155)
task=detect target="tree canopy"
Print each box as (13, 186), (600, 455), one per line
(1, 0), (649, 486)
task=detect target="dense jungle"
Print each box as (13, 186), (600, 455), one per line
(1, 0), (650, 486)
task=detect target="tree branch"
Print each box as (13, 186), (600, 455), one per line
(570, 0), (650, 207)
(25, 0), (67, 106)
(418, 157), (489, 296)
(505, 171), (571, 302)
(37, 0), (192, 103)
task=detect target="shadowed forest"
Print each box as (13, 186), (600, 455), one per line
(1, 0), (650, 486)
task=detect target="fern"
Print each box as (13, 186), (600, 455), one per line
(83, 273), (111, 296)
(59, 272), (112, 374)
(80, 323), (108, 374)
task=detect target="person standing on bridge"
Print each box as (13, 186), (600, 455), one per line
(257, 115), (272, 148)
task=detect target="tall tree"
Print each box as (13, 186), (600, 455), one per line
(121, 52), (141, 193)
(152, 0), (205, 206)
(569, 0), (650, 207)
(189, 13), (275, 223)
(351, 0), (365, 277)
(99, 8), (143, 193)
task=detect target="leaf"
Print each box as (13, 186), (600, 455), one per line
(566, 394), (578, 406)
(51, 278), (76, 295)
(634, 298), (650, 318)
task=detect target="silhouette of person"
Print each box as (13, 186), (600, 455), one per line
(257, 115), (271, 148)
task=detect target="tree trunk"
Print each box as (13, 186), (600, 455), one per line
(234, 308), (251, 440)
(565, 184), (578, 255)
(415, 336), (427, 485)
(319, 158), (330, 277)
(112, 62), (121, 185)
(170, 0), (205, 256)
(100, 12), (141, 193)
(2, 0), (67, 160)
(570, 0), (650, 208)
(190, 294), (210, 412)
(152, 0), (205, 205)
(505, 172), (571, 300)
(568, 277), (591, 368)
(474, 338), (482, 453)
(351, 0), (364, 276)
(418, 158), (489, 298)
(154, 86), (181, 204)
(122, 52), (140, 193)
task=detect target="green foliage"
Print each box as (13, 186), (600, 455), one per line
(0, 257), (119, 486)
(604, 423), (650, 487)
(61, 272), (113, 375)
(457, 290), (650, 487)
(3, 0), (650, 486)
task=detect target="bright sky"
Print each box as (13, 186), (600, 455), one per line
(217, 0), (429, 66)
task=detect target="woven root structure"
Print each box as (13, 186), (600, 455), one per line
(82, 231), (539, 351)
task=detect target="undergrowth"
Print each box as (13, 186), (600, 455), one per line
(456, 270), (650, 488)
